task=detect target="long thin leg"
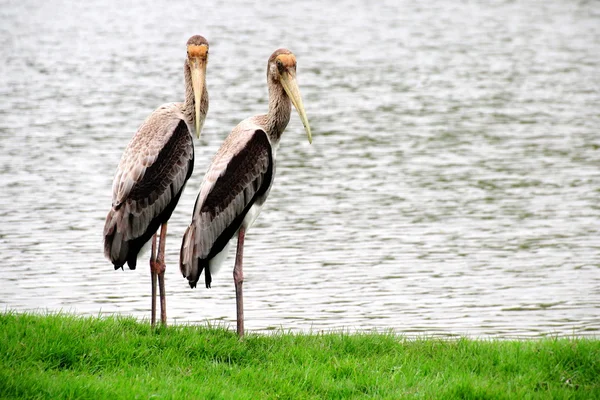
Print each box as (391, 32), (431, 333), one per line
(150, 233), (158, 327)
(233, 227), (246, 338)
(157, 223), (168, 326)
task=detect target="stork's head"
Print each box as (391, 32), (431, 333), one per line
(186, 35), (209, 138)
(268, 49), (312, 144)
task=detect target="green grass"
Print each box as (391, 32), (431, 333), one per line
(1, 313), (598, 399)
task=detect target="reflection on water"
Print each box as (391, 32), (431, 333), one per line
(0, 0), (599, 337)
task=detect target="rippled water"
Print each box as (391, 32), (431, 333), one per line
(1, 0), (599, 337)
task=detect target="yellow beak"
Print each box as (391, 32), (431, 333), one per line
(280, 70), (312, 144)
(190, 58), (207, 139)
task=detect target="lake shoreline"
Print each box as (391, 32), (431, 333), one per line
(2, 312), (598, 398)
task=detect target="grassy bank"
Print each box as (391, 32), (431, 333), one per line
(1, 313), (598, 399)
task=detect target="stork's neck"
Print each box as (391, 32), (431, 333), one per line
(264, 79), (291, 145)
(182, 62), (208, 130)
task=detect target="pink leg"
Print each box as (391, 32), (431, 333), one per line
(156, 223), (168, 326)
(150, 233), (158, 327)
(234, 227), (245, 338)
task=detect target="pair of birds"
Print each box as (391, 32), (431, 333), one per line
(103, 35), (312, 338)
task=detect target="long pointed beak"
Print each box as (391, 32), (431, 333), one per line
(280, 71), (312, 144)
(190, 58), (207, 139)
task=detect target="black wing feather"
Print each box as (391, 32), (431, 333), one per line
(202, 129), (273, 259)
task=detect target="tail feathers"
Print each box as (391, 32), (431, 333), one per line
(180, 225), (211, 289)
(104, 210), (130, 268)
(104, 208), (136, 270)
(204, 260), (212, 289)
(180, 225), (195, 278)
(189, 259), (211, 289)
(182, 258), (211, 289)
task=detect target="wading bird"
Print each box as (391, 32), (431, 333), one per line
(180, 48), (312, 338)
(104, 35), (209, 327)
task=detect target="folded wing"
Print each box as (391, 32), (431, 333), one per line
(180, 124), (273, 287)
(104, 105), (194, 268)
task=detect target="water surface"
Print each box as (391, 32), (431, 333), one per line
(1, 0), (599, 337)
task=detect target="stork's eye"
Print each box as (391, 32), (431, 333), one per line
(276, 59), (284, 71)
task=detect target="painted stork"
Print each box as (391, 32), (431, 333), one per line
(180, 48), (312, 337)
(104, 35), (209, 326)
